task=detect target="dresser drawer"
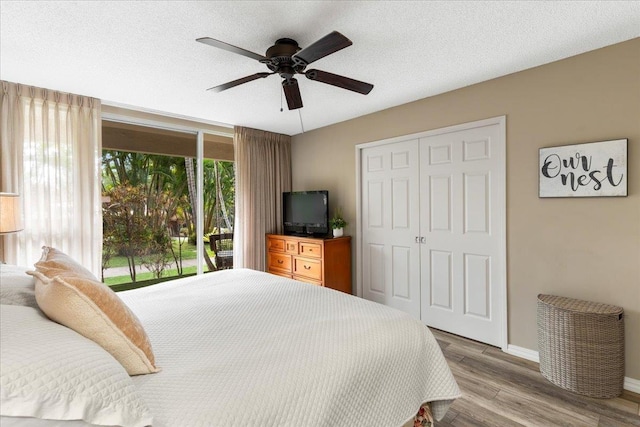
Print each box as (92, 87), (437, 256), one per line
(293, 257), (322, 280)
(268, 237), (286, 252)
(268, 252), (292, 273)
(285, 240), (299, 255)
(299, 242), (322, 259)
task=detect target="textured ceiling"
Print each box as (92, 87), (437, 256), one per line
(1, 1), (639, 136)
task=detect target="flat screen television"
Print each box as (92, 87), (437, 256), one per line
(283, 190), (329, 236)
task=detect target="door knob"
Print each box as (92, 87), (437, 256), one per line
(420, 237), (426, 244)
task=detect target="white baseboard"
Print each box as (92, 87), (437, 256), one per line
(506, 344), (539, 363)
(624, 377), (640, 394)
(505, 345), (639, 394)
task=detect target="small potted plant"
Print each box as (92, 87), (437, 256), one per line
(330, 208), (347, 238)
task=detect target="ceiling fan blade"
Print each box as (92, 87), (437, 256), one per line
(196, 37), (267, 62)
(207, 73), (273, 93)
(305, 69), (374, 94)
(282, 78), (303, 110)
(292, 31), (352, 66)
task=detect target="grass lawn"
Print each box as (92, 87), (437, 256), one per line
(106, 265), (219, 291)
(104, 240), (214, 269)
(106, 267), (195, 290)
(103, 239), (218, 291)
(104, 265), (197, 285)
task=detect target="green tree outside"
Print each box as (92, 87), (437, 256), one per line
(101, 150), (234, 286)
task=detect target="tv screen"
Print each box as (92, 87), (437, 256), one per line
(283, 191), (329, 236)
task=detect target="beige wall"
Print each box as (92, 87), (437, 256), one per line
(291, 38), (640, 380)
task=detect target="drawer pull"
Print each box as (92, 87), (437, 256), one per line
(277, 260), (284, 264)
(304, 265), (311, 270)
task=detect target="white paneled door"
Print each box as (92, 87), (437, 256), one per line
(358, 117), (505, 347)
(361, 139), (421, 319)
(419, 123), (505, 347)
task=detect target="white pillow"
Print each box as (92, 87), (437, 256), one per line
(0, 264), (37, 307)
(0, 305), (153, 427)
(29, 247), (159, 375)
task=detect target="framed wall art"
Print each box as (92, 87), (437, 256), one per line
(539, 139), (627, 198)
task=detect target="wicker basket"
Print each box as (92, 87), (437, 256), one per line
(537, 294), (624, 398)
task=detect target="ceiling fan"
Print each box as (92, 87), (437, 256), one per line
(196, 31), (374, 110)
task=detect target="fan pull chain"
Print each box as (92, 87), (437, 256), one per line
(280, 88), (283, 112)
(298, 109), (305, 133)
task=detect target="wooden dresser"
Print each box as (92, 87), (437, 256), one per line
(266, 234), (352, 294)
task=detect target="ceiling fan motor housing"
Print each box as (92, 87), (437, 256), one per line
(263, 38), (305, 78)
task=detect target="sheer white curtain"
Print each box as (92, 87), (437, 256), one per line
(0, 81), (102, 274)
(234, 126), (291, 270)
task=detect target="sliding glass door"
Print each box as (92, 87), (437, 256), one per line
(101, 120), (234, 290)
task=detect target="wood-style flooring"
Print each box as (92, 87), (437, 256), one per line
(431, 328), (640, 427)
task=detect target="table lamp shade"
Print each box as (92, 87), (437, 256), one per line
(0, 193), (23, 234)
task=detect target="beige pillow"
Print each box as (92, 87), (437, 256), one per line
(29, 247), (159, 375)
(31, 246), (97, 280)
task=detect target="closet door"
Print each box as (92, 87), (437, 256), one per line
(419, 123), (505, 346)
(361, 139), (421, 319)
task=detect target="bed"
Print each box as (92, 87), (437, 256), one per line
(0, 248), (460, 427)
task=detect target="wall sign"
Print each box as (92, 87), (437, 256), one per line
(539, 139), (627, 198)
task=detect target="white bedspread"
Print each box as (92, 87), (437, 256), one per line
(116, 269), (459, 427)
(2, 269), (459, 427)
